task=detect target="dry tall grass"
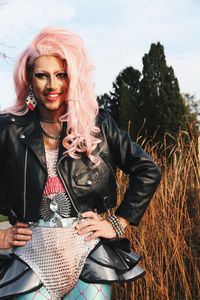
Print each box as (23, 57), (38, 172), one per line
(112, 131), (200, 300)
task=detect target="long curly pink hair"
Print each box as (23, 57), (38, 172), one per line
(8, 27), (101, 164)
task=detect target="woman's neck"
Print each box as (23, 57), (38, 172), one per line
(38, 104), (66, 123)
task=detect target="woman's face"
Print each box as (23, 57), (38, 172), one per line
(31, 55), (68, 112)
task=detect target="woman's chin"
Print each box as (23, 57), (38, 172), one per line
(39, 101), (66, 113)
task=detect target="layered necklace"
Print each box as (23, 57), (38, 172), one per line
(40, 120), (62, 141)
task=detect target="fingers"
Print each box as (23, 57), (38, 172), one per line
(84, 220), (116, 241)
(13, 225), (32, 236)
(77, 217), (96, 230)
(12, 232), (32, 241)
(9, 222), (32, 247)
(76, 219), (102, 241)
(77, 223), (98, 235)
(75, 213), (117, 241)
(81, 211), (100, 221)
(11, 240), (29, 247)
(0, 222), (32, 249)
(85, 230), (101, 241)
(15, 222), (30, 228)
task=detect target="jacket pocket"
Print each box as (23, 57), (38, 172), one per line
(74, 169), (101, 187)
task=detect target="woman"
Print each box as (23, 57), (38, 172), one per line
(0, 27), (161, 299)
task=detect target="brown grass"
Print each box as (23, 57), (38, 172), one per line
(112, 131), (200, 300)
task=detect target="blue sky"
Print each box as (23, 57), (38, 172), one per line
(0, 0), (199, 109)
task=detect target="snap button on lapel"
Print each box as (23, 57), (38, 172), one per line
(20, 134), (25, 139)
(11, 117), (15, 122)
(87, 180), (92, 185)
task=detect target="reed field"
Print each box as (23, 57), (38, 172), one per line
(112, 131), (200, 300)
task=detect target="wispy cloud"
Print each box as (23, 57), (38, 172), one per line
(0, 0), (75, 50)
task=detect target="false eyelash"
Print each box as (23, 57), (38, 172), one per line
(34, 73), (48, 78)
(56, 72), (68, 79)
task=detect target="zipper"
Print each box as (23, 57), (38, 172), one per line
(57, 156), (81, 217)
(23, 147), (28, 219)
(99, 152), (119, 190)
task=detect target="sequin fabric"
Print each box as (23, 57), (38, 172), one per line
(46, 148), (59, 178)
(14, 225), (98, 300)
(14, 148), (99, 299)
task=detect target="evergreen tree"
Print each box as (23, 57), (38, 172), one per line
(97, 93), (111, 111)
(97, 67), (141, 136)
(97, 42), (198, 142)
(140, 42), (189, 140)
(182, 93), (200, 135)
(110, 67), (141, 134)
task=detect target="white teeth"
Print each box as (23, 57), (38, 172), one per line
(47, 94), (59, 98)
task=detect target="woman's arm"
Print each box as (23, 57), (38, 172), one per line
(76, 111), (161, 240)
(76, 213), (130, 241)
(100, 110), (161, 226)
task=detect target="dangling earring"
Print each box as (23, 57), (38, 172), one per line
(26, 85), (37, 111)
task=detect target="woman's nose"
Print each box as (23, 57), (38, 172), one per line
(47, 76), (57, 90)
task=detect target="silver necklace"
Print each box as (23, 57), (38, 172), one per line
(40, 123), (62, 140)
(40, 119), (58, 124)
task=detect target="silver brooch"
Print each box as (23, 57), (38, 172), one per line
(40, 192), (71, 222)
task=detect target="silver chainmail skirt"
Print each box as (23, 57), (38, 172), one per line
(14, 218), (98, 300)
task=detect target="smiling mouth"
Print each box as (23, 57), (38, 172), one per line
(45, 93), (61, 101)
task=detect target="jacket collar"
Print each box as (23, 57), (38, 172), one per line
(14, 109), (47, 170)
(12, 109), (68, 170)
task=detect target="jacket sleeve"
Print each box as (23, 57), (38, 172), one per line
(0, 114), (12, 217)
(101, 110), (161, 226)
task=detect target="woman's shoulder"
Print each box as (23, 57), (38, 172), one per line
(97, 108), (115, 126)
(0, 113), (14, 127)
(0, 110), (36, 128)
(98, 108), (110, 119)
(97, 108), (119, 135)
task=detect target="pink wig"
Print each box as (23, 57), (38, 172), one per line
(9, 27), (101, 164)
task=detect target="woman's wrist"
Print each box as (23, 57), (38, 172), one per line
(116, 216), (130, 229)
(106, 214), (129, 238)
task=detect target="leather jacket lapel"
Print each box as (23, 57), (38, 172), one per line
(16, 111), (47, 171)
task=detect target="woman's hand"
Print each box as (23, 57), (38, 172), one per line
(0, 222), (32, 249)
(75, 211), (125, 242)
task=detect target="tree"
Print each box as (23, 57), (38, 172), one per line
(182, 93), (200, 136)
(98, 42), (199, 142)
(97, 67), (141, 136)
(97, 93), (111, 111)
(140, 42), (189, 141)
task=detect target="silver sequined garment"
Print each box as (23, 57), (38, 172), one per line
(14, 222), (98, 300)
(14, 148), (98, 299)
(45, 148), (59, 177)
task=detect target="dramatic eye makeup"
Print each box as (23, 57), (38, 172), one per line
(55, 71), (68, 79)
(33, 71), (67, 79)
(34, 72), (48, 79)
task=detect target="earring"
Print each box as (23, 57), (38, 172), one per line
(26, 85), (37, 111)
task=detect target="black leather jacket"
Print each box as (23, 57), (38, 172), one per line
(0, 109), (161, 226)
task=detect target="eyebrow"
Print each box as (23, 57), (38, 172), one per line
(34, 69), (66, 73)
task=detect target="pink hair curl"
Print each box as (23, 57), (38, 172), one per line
(8, 27), (101, 165)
